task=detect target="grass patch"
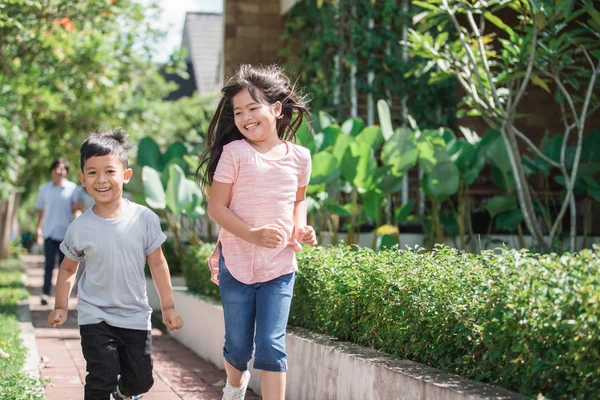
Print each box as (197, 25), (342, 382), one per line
(0, 265), (45, 399)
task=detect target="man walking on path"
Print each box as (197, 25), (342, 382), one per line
(35, 158), (81, 305)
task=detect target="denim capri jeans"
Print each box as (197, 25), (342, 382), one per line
(218, 251), (295, 372)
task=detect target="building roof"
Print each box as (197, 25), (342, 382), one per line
(181, 12), (223, 94)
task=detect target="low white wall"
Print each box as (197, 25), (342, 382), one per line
(146, 280), (522, 400)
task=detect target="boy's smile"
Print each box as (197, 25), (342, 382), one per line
(78, 155), (132, 207)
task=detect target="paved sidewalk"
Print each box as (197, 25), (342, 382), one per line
(23, 255), (259, 400)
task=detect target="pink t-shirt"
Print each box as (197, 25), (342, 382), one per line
(208, 139), (312, 284)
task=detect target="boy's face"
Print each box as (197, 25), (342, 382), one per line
(78, 155), (132, 205)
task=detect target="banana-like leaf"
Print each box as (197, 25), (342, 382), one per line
(142, 166), (166, 210)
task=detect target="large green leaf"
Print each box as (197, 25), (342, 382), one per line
(341, 142), (377, 190)
(426, 161), (460, 198)
(126, 165), (144, 194)
(495, 209), (524, 232)
(491, 165), (517, 192)
(362, 191), (383, 221)
(377, 99), (394, 141)
(332, 134), (353, 168)
(142, 166), (166, 210)
(341, 118), (365, 137)
(161, 142), (188, 169)
(395, 200), (415, 224)
(581, 130), (600, 162)
(381, 129), (418, 175)
(182, 179), (205, 219)
(318, 125), (342, 152)
(356, 126), (383, 150)
(138, 137), (162, 170)
(310, 152), (340, 185)
(166, 164), (190, 216)
(486, 135), (512, 173)
(485, 195), (517, 218)
(313, 110), (336, 134)
(378, 172), (404, 195)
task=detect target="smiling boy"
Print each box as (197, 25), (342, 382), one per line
(48, 128), (183, 400)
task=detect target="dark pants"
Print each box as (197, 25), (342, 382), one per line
(80, 322), (154, 400)
(43, 238), (65, 295)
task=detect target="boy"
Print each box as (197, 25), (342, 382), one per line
(48, 128), (183, 400)
(35, 157), (82, 305)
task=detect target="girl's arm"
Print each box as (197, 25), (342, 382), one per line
(208, 181), (284, 248)
(294, 186), (317, 246)
(293, 185), (308, 229)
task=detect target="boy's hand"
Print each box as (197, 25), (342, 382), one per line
(162, 308), (183, 331)
(249, 225), (285, 248)
(295, 225), (317, 247)
(48, 309), (68, 327)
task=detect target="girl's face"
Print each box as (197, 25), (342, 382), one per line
(232, 88), (282, 144)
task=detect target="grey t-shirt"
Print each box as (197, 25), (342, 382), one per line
(35, 179), (80, 241)
(60, 200), (166, 330)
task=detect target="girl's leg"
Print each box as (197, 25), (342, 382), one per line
(224, 358), (244, 387)
(254, 272), (295, 400)
(261, 371), (286, 400)
(219, 253), (256, 388)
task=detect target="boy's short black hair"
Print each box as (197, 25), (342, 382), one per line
(50, 158), (70, 173)
(80, 127), (131, 170)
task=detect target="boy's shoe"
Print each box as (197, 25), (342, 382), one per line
(112, 376), (143, 400)
(222, 370), (251, 400)
(112, 390), (143, 400)
(40, 295), (49, 306)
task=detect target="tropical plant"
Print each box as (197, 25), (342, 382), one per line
(406, 0), (600, 252)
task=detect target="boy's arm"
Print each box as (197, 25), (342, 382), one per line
(207, 181), (284, 248)
(147, 247), (182, 331)
(48, 257), (79, 327)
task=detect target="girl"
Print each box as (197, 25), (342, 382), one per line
(196, 64), (317, 400)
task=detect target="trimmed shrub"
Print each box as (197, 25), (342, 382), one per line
(182, 243), (220, 300)
(182, 244), (600, 399)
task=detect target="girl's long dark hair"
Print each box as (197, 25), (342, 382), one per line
(196, 64), (310, 201)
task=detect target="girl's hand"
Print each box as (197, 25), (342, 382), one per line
(162, 308), (183, 331)
(48, 309), (68, 327)
(295, 225), (317, 246)
(249, 225), (285, 248)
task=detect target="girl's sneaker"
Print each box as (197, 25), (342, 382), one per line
(222, 370), (251, 400)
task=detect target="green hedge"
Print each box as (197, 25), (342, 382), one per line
(0, 265), (45, 399)
(181, 244), (600, 399)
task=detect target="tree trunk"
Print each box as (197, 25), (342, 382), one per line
(503, 125), (548, 252)
(0, 193), (18, 260)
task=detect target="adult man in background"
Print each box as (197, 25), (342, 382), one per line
(35, 158), (81, 305)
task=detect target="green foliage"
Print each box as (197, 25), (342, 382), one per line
(181, 243), (220, 300)
(0, 268), (45, 399)
(183, 243), (600, 398)
(282, 0), (455, 127)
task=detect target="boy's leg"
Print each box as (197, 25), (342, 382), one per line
(116, 327), (154, 396)
(42, 239), (59, 297)
(80, 322), (120, 400)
